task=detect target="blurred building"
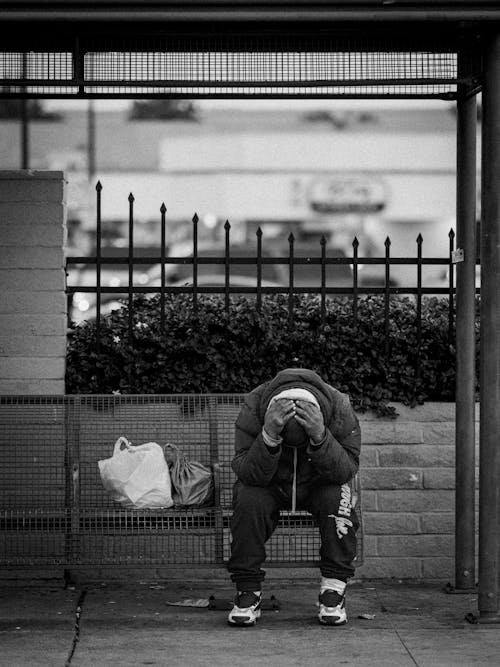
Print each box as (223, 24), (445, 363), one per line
(0, 103), (465, 284)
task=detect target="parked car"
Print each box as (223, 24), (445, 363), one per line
(246, 220), (398, 289)
(68, 266), (129, 324)
(167, 274), (284, 291)
(68, 245), (172, 324)
(144, 242), (287, 288)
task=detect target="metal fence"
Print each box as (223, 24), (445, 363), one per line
(65, 185), (471, 352)
(0, 394), (363, 568)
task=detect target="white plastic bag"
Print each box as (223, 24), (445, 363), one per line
(98, 437), (174, 509)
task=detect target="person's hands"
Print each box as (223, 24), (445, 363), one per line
(294, 400), (325, 443)
(264, 399), (296, 439)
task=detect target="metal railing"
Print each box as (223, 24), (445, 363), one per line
(66, 185), (471, 349)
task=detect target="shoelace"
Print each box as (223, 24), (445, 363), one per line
(237, 592), (260, 608)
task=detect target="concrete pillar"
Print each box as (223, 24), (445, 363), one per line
(0, 171), (67, 394)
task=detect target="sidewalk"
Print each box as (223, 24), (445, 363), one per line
(0, 579), (497, 667)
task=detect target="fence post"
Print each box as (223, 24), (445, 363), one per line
(448, 229), (456, 343)
(160, 202), (167, 334)
(384, 236), (391, 357)
(288, 233), (295, 326)
(320, 235), (326, 325)
(224, 220), (230, 312)
(95, 181), (102, 352)
(352, 236), (359, 327)
(192, 213), (199, 313)
(416, 234), (423, 386)
(127, 193), (135, 345)
(256, 227), (263, 312)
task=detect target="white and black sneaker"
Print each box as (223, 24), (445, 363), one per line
(227, 591), (262, 626)
(318, 589), (348, 626)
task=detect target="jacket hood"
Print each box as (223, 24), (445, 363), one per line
(258, 368), (335, 423)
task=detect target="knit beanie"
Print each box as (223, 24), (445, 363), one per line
(266, 388), (320, 448)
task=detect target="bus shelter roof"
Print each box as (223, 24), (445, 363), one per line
(0, 1), (491, 100)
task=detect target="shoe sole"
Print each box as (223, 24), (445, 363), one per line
(228, 610), (261, 627)
(319, 617), (348, 626)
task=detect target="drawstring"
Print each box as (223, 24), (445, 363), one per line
(292, 448), (297, 512)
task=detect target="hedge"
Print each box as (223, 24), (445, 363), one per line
(65, 294), (480, 416)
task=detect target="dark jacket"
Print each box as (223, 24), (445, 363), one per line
(231, 369), (361, 495)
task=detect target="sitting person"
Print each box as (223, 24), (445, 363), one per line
(227, 368), (361, 627)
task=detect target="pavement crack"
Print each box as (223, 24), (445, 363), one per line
(64, 589), (87, 667)
(375, 588), (420, 667)
(393, 627), (420, 667)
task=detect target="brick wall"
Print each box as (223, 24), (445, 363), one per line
(0, 171), (67, 394)
(356, 402), (478, 581)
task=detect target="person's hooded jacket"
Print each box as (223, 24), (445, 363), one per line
(232, 369), (361, 504)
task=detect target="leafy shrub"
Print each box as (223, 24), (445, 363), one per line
(66, 294), (478, 417)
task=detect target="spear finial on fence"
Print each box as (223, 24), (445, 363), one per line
(288, 232), (295, 245)
(256, 227), (263, 240)
(353, 236), (359, 250)
(417, 233), (423, 245)
(192, 212), (199, 225)
(128, 192), (134, 203)
(449, 228), (456, 241)
(320, 234), (326, 248)
(96, 181), (102, 192)
(160, 202), (167, 215)
(224, 219), (231, 232)
(385, 236), (391, 249)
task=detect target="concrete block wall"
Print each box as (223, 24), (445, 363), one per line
(0, 171), (67, 394)
(356, 402), (478, 581)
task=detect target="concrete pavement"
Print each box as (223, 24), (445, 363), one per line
(0, 579), (497, 666)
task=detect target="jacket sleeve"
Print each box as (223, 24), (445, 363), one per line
(307, 399), (361, 485)
(231, 400), (281, 486)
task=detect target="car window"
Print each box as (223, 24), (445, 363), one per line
(169, 247), (284, 284)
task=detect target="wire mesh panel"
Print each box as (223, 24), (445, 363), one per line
(0, 398), (67, 510)
(85, 47), (458, 83)
(72, 508), (219, 566)
(83, 48), (459, 98)
(0, 50), (77, 96)
(0, 509), (69, 566)
(214, 396), (245, 509)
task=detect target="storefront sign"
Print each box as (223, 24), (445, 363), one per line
(308, 177), (387, 214)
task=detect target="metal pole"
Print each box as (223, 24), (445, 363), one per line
(478, 30), (500, 622)
(454, 81), (477, 591)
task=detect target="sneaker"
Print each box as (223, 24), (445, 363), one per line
(227, 591), (262, 626)
(318, 589), (348, 626)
